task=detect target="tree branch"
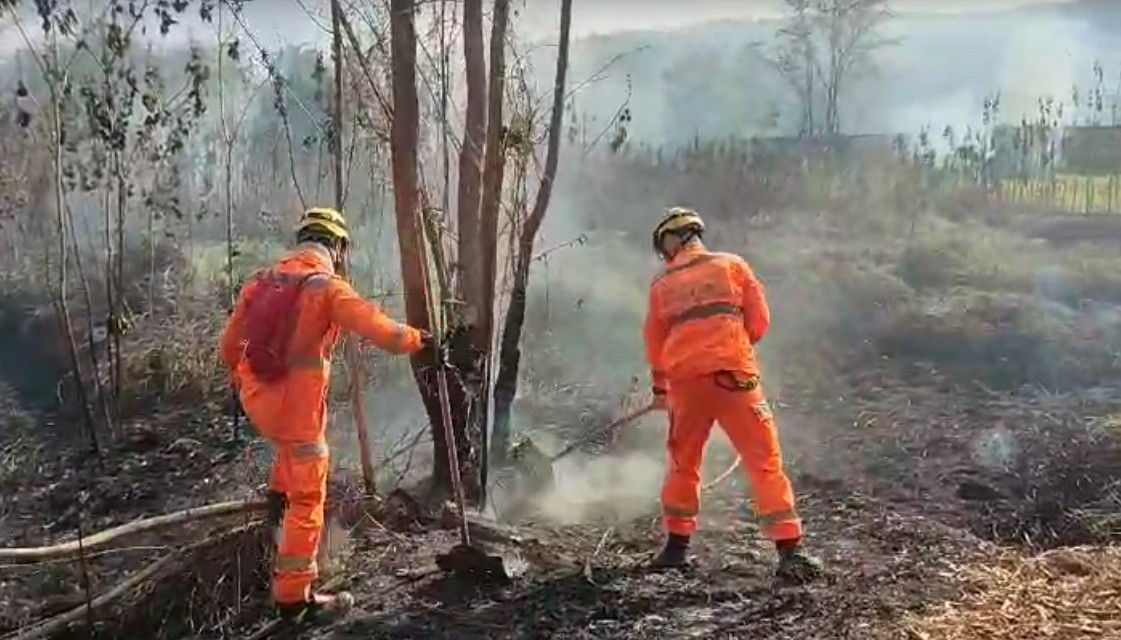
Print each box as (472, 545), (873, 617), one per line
(0, 500), (266, 563)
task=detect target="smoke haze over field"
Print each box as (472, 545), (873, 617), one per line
(4, 0), (1111, 142)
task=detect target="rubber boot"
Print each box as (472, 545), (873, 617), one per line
(277, 591), (355, 625)
(775, 540), (823, 584)
(650, 533), (692, 569)
(265, 490), (287, 545)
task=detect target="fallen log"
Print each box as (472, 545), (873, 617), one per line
(0, 489), (525, 565)
(0, 492), (402, 564)
(0, 499), (268, 563)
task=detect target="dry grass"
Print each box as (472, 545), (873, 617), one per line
(907, 547), (1121, 640)
(116, 310), (228, 415)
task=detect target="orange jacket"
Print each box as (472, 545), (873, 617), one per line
(644, 244), (770, 391)
(220, 244), (425, 442)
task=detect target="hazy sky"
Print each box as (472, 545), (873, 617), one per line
(0, 0), (1078, 55)
(517, 0), (1077, 38)
(221, 0), (1078, 46)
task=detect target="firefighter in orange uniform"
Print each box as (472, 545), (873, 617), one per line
(220, 207), (438, 622)
(643, 207), (822, 582)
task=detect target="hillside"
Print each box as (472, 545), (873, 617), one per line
(554, 0), (1121, 145)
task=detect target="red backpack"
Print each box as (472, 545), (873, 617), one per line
(240, 269), (325, 382)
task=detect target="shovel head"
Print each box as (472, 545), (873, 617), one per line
(436, 543), (512, 586)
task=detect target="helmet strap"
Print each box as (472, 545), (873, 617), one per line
(334, 240), (349, 275)
(659, 229), (701, 261)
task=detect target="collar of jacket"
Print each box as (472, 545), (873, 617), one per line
(667, 242), (706, 267)
(284, 242), (336, 275)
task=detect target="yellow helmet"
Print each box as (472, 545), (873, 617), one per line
(652, 207), (705, 253)
(295, 207), (350, 244)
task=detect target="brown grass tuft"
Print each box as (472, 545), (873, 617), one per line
(907, 546), (1121, 640)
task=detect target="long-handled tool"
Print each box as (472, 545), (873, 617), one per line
(548, 403), (656, 465)
(491, 403), (658, 520)
(417, 212), (510, 586)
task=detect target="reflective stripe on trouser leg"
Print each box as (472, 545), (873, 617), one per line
(660, 384), (717, 537)
(272, 439), (330, 605)
(712, 377), (804, 542)
(757, 508), (802, 542)
(661, 504), (701, 536)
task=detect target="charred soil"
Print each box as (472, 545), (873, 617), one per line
(2, 355), (1119, 640)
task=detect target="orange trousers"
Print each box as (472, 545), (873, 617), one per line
(265, 438), (330, 605)
(661, 372), (802, 542)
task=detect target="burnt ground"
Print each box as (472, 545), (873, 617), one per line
(1, 360), (1120, 640)
(297, 489), (991, 640)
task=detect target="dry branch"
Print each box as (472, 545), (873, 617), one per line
(582, 525), (614, 584)
(0, 499), (267, 562)
(462, 512), (527, 546)
(2, 525), (255, 640)
(3, 553), (176, 640)
(335, 5), (393, 121)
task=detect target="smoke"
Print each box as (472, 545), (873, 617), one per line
(995, 15), (1091, 122)
(526, 413), (745, 526)
(971, 426), (1020, 472)
(534, 450), (664, 525)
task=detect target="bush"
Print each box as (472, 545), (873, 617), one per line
(117, 309), (228, 415)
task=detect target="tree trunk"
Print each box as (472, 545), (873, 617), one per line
(825, 1), (841, 136)
(102, 181), (116, 410)
(439, 0), (452, 230)
(333, 0), (377, 494)
(413, 0), (489, 506)
(490, 0), (572, 464)
(113, 154), (125, 406)
(457, 0), (486, 307)
(475, 0), (509, 505)
(66, 199), (113, 434)
(389, 0), (472, 500)
(49, 45), (99, 457)
(804, 34), (815, 136)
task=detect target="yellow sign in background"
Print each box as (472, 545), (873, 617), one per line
(999, 174), (1121, 214)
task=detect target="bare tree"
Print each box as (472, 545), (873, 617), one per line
(819, 0), (894, 135)
(383, 0), (572, 506)
(389, 0), (463, 497)
(490, 0), (573, 465)
(475, 0), (510, 502)
(457, 0), (486, 307)
(328, 0), (378, 494)
(766, 0), (894, 136)
(766, 0), (818, 136)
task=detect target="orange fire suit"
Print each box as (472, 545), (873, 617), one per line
(644, 244), (802, 543)
(219, 244), (425, 605)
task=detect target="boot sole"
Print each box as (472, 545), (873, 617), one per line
(648, 560), (694, 573)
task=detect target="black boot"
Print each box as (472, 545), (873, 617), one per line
(650, 533), (692, 569)
(775, 540), (823, 584)
(277, 591), (355, 625)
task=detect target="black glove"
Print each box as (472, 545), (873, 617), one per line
(420, 331), (450, 368)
